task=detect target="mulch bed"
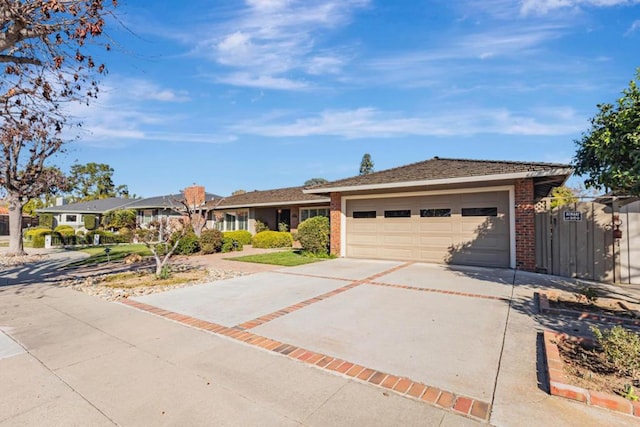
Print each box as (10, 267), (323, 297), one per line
(556, 337), (638, 399)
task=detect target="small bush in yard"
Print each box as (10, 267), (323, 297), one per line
(54, 225), (75, 237)
(221, 237), (244, 252)
(254, 219), (269, 233)
(591, 325), (640, 378)
(223, 230), (252, 245)
(172, 232), (200, 255)
(297, 216), (330, 256)
(251, 231), (293, 248)
(200, 229), (223, 254)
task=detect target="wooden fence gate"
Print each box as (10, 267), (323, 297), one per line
(535, 200), (640, 285)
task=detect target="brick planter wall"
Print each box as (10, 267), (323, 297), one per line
(330, 192), (342, 256)
(515, 179), (536, 271)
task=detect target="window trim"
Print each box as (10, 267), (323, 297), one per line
(352, 210), (377, 219)
(217, 209), (249, 231)
(461, 207), (498, 217)
(384, 209), (411, 218)
(420, 208), (451, 218)
(300, 206), (330, 222)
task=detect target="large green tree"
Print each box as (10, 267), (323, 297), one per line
(0, 0), (117, 255)
(573, 70), (640, 196)
(69, 162), (129, 201)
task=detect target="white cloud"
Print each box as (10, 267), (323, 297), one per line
(521, 0), (640, 15)
(195, 0), (369, 90)
(216, 73), (308, 90)
(626, 19), (640, 35)
(61, 77), (235, 145)
(232, 107), (586, 138)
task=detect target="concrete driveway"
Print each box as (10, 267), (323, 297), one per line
(129, 258), (636, 426)
(135, 260), (510, 406)
(2, 256), (637, 426)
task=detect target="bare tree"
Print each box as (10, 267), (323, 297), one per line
(0, 0), (117, 255)
(135, 217), (185, 278)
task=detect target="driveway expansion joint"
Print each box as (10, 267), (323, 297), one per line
(120, 296), (492, 423)
(235, 262), (415, 330)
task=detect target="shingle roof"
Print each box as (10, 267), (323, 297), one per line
(306, 157), (572, 191)
(208, 187), (329, 209)
(123, 192), (220, 209)
(36, 197), (135, 214)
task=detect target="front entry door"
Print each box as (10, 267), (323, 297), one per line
(276, 209), (291, 231)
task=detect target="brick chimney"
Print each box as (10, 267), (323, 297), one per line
(183, 185), (206, 208)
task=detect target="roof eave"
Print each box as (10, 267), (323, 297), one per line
(214, 198), (330, 210)
(304, 168), (574, 194)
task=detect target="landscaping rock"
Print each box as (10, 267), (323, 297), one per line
(55, 267), (248, 302)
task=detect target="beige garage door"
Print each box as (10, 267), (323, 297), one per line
(346, 191), (510, 268)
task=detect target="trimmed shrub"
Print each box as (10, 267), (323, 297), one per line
(221, 237), (244, 253)
(24, 226), (51, 242)
(39, 213), (53, 229)
(30, 228), (53, 248)
(251, 231), (293, 248)
(86, 229), (125, 245)
(172, 232), (200, 255)
(200, 229), (224, 254)
(297, 216), (330, 256)
(254, 219), (269, 234)
(223, 230), (252, 245)
(84, 214), (97, 230)
(54, 226), (76, 245)
(118, 227), (134, 244)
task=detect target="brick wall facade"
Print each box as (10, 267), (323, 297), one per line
(515, 179), (536, 271)
(329, 192), (342, 256)
(183, 185), (205, 207)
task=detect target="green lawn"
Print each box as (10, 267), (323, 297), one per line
(227, 250), (329, 267)
(68, 244), (152, 267)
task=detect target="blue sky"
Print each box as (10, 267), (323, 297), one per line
(59, 0), (640, 197)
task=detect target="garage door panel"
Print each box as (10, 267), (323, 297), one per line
(379, 247), (414, 259)
(381, 234), (414, 245)
(349, 221), (377, 232)
(346, 191), (511, 268)
(419, 222), (453, 232)
(348, 246), (379, 258)
(418, 236), (454, 247)
(382, 222), (413, 233)
(348, 234), (378, 245)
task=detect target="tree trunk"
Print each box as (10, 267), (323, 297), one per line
(6, 192), (25, 256)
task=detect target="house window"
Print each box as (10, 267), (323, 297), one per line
(461, 207), (498, 217)
(384, 210), (411, 218)
(143, 210), (153, 225)
(300, 207), (330, 222)
(420, 208), (451, 217)
(353, 211), (376, 219)
(219, 210), (249, 231)
(237, 211), (248, 231)
(65, 214), (77, 222)
(225, 213), (236, 231)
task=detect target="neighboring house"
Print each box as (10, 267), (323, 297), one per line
(124, 186), (219, 227)
(36, 186), (220, 231)
(304, 157), (572, 271)
(35, 197), (134, 231)
(0, 205), (38, 235)
(206, 186), (330, 233)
